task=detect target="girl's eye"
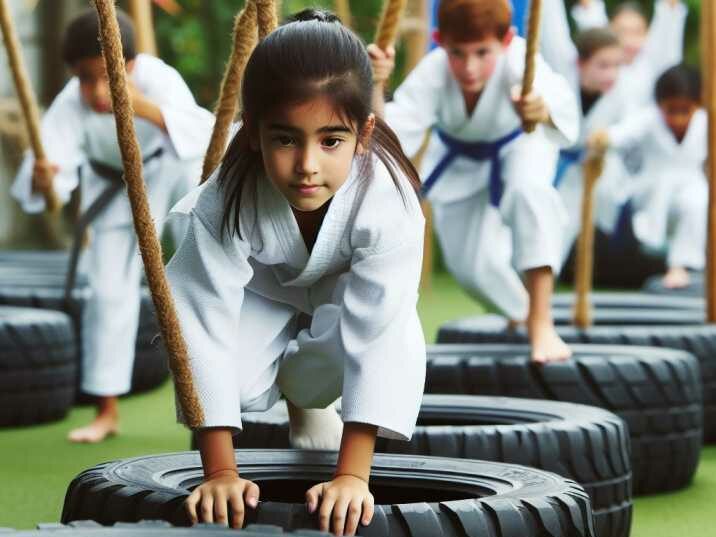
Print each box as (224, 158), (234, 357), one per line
(274, 135), (295, 146)
(322, 137), (343, 149)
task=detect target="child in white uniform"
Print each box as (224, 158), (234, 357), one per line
(166, 10), (425, 536)
(10, 10), (214, 443)
(589, 65), (706, 289)
(370, 0), (579, 362)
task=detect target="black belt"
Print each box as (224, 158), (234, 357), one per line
(64, 147), (164, 305)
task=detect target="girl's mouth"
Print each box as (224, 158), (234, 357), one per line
(293, 184), (321, 195)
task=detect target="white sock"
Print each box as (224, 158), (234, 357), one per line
(288, 403), (343, 451)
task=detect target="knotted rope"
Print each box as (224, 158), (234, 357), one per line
(520, 0), (542, 133)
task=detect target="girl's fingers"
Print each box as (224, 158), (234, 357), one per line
(305, 483), (324, 514)
(331, 496), (351, 536)
(199, 494), (215, 524)
(244, 481), (261, 509)
(361, 495), (375, 527)
(229, 491), (245, 529)
(317, 491), (337, 532)
(344, 498), (363, 536)
(185, 490), (200, 525)
(213, 491), (228, 526)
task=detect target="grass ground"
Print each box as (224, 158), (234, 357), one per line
(0, 272), (713, 535)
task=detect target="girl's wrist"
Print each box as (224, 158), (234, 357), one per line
(333, 471), (369, 484)
(205, 468), (239, 480)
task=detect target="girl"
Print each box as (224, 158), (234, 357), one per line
(166, 10), (426, 536)
(588, 64), (706, 289)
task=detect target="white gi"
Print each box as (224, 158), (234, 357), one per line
(385, 37), (578, 321)
(165, 157), (426, 440)
(11, 53), (214, 396)
(605, 106), (707, 270)
(571, 0), (688, 108)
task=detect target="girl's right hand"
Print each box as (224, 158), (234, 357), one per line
(366, 44), (396, 84)
(185, 470), (260, 529)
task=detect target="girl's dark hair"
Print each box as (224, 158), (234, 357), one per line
(612, 2), (647, 22)
(217, 8), (421, 237)
(575, 27), (620, 61)
(655, 64), (701, 103)
(62, 8), (136, 66)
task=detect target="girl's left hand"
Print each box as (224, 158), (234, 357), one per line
(306, 474), (375, 536)
(511, 86), (550, 126)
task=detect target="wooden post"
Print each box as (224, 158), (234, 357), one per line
(0, 0), (61, 213)
(572, 153), (604, 328)
(127, 0), (158, 56)
(702, 0), (716, 322)
(520, 0), (542, 133)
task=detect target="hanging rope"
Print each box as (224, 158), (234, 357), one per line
(92, 0), (204, 427)
(255, 0), (278, 40)
(0, 0), (61, 213)
(702, 1), (716, 322)
(334, 0), (351, 28)
(200, 0), (259, 182)
(572, 152), (604, 329)
(375, 0), (407, 52)
(127, 0), (158, 55)
(520, 0), (542, 133)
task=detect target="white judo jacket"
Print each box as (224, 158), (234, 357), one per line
(166, 156), (427, 441)
(11, 53), (214, 228)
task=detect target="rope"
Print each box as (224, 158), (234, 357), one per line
(255, 0), (278, 40)
(334, 0), (351, 28)
(0, 0), (61, 212)
(520, 0), (542, 133)
(702, 1), (716, 322)
(92, 0), (204, 427)
(572, 152), (604, 329)
(200, 0), (258, 182)
(127, 0), (157, 55)
(375, 0), (407, 51)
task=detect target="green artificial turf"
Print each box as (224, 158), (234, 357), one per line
(0, 272), (714, 536)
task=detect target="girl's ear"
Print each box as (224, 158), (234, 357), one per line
(502, 27), (516, 48)
(356, 114), (376, 155)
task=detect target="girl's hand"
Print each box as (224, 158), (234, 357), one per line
(306, 474), (375, 536)
(185, 470), (260, 529)
(511, 86), (550, 126)
(367, 44), (396, 84)
(32, 159), (59, 194)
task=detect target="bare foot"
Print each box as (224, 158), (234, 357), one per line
(663, 267), (690, 289)
(67, 415), (119, 443)
(287, 401), (343, 451)
(68, 395), (119, 443)
(528, 320), (572, 363)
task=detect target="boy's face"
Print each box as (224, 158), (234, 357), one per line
(659, 97), (698, 141)
(611, 11), (648, 65)
(437, 30), (513, 95)
(578, 45), (623, 95)
(72, 56), (135, 114)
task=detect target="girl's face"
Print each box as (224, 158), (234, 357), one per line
(257, 95), (372, 213)
(658, 97), (698, 142)
(579, 45), (623, 94)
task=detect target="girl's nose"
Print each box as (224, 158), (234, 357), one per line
(296, 147), (320, 176)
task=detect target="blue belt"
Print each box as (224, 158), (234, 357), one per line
(610, 199), (635, 249)
(422, 128), (523, 206)
(553, 147), (584, 188)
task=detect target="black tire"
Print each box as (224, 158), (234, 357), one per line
(439, 311), (716, 443)
(61, 450), (595, 537)
(0, 282), (168, 397)
(424, 343), (702, 495)
(0, 306), (76, 426)
(642, 272), (704, 298)
(552, 292), (703, 311)
(219, 396), (630, 537)
(0, 520), (332, 536)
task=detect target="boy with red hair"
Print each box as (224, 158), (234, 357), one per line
(370, 0), (578, 362)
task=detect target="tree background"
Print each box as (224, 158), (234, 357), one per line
(151, 0), (703, 110)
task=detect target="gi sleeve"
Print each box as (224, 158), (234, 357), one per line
(570, 0), (609, 30)
(385, 49), (445, 157)
(640, 1), (688, 76)
(607, 106), (657, 149)
(139, 56), (215, 161)
(539, 0), (579, 81)
(10, 81), (85, 213)
(166, 184), (254, 431)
